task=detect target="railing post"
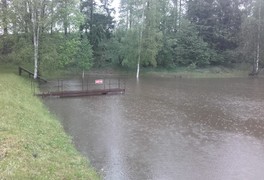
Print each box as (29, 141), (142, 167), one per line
(19, 67), (22, 76)
(82, 78), (84, 91)
(58, 80), (60, 92)
(104, 78), (105, 90)
(61, 80), (63, 93)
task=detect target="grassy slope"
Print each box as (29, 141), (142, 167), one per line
(0, 73), (99, 179)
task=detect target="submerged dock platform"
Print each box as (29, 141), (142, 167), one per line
(37, 88), (125, 98)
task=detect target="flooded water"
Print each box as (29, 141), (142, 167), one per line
(43, 77), (264, 180)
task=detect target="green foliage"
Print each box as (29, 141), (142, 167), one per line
(141, 30), (162, 67)
(12, 37), (33, 65)
(119, 30), (139, 68)
(156, 41), (175, 68)
(90, 15), (115, 68)
(0, 35), (14, 62)
(157, 19), (214, 68)
(140, 0), (163, 67)
(239, 0), (264, 67)
(57, 0), (85, 34)
(0, 35), (14, 55)
(0, 32), (94, 73)
(99, 29), (139, 68)
(57, 37), (80, 68)
(104, 33), (123, 65)
(39, 34), (61, 72)
(39, 34), (93, 72)
(0, 35), (33, 65)
(76, 38), (93, 70)
(187, 0), (246, 52)
(0, 0), (263, 72)
(175, 20), (213, 67)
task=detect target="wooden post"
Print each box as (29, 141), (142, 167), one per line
(58, 80), (60, 92)
(61, 80), (63, 93)
(104, 78), (105, 90)
(82, 78), (84, 91)
(19, 67), (22, 75)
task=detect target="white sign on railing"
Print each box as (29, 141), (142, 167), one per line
(95, 79), (104, 84)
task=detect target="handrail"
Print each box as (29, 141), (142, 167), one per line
(18, 66), (47, 83)
(38, 77), (126, 98)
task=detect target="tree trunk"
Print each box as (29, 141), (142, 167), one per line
(64, 25), (68, 35)
(256, 2), (261, 73)
(40, 1), (46, 33)
(137, 1), (145, 79)
(32, 1), (39, 79)
(25, 2), (29, 33)
(126, 8), (129, 30)
(63, 0), (68, 35)
(179, 0), (182, 28)
(129, 6), (132, 29)
(172, 0), (178, 32)
(1, 0), (8, 55)
(90, 0), (94, 30)
(2, 0), (8, 35)
(253, 2), (261, 75)
(50, 0), (55, 34)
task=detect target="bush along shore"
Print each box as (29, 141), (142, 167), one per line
(0, 73), (100, 179)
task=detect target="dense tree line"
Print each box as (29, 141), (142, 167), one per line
(0, 0), (263, 77)
(0, 0), (111, 76)
(114, 0), (264, 75)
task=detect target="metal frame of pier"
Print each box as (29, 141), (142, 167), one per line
(36, 75), (126, 98)
(18, 66), (126, 98)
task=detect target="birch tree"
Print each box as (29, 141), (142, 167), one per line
(254, 0), (262, 74)
(31, 0), (43, 79)
(241, 0), (264, 75)
(118, 0), (162, 78)
(136, 0), (145, 79)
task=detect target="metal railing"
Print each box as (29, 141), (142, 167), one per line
(37, 75), (126, 97)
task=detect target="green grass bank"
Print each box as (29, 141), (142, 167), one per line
(140, 66), (250, 78)
(0, 73), (100, 179)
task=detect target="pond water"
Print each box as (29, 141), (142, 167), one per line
(42, 76), (264, 180)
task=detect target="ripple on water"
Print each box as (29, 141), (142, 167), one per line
(42, 77), (264, 180)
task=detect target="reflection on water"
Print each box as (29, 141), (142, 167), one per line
(43, 77), (264, 180)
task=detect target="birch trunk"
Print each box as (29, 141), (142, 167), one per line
(172, 0), (178, 32)
(32, 1), (40, 79)
(255, 2), (261, 74)
(136, 2), (145, 79)
(178, 0), (182, 28)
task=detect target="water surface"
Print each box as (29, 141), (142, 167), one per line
(43, 77), (264, 180)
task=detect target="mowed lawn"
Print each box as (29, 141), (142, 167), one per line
(0, 72), (100, 179)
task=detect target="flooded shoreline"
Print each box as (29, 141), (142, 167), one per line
(43, 77), (264, 179)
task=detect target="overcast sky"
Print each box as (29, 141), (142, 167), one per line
(112, 0), (120, 9)
(111, 0), (120, 20)
(95, 0), (120, 20)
